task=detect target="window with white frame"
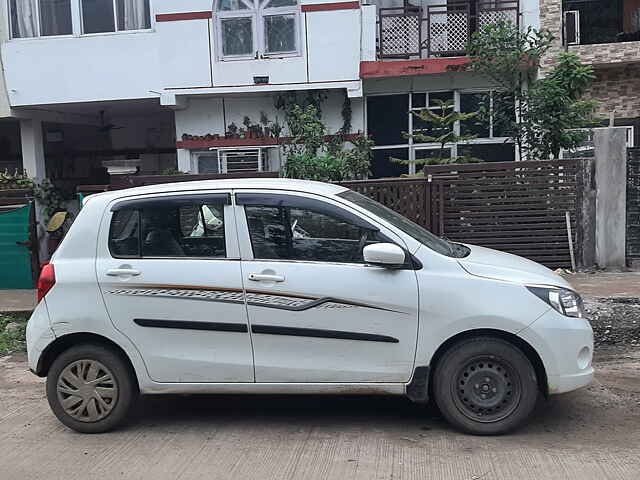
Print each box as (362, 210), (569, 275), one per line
(366, 91), (516, 177)
(9, 0), (73, 38)
(9, 0), (151, 38)
(215, 0), (300, 60)
(81, 0), (151, 34)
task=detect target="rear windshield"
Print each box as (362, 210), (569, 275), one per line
(338, 190), (468, 258)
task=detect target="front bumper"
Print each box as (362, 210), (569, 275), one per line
(25, 301), (55, 375)
(518, 308), (594, 395)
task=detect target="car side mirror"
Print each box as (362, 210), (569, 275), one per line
(363, 243), (406, 268)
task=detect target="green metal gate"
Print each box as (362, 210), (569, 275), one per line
(0, 203), (36, 289)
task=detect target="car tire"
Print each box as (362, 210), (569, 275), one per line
(46, 344), (137, 433)
(432, 336), (539, 435)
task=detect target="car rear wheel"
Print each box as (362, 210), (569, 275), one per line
(432, 336), (539, 435)
(46, 344), (136, 433)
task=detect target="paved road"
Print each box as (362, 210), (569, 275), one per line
(1, 352), (639, 480)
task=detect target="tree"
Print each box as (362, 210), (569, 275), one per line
(522, 53), (598, 159)
(393, 99), (481, 167)
(467, 21), (598, 159)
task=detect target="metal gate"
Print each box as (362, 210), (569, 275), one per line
(627, 148), (640, 261)
(341, 159), (583, 269)
(0, 199), (38, 290)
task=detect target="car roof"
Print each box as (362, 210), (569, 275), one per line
(93, 178), (350, 202)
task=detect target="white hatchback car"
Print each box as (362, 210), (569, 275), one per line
(26, 179), (593, 435)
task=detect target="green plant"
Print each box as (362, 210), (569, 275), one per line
(0, 170), (66, 221)
(467, 22), (598, 159)
(394, 100), (481, 166)
(340, 133), (373, 179)
(0, 169), (33, 190)
(33, 178), (67, 221)
(0, 314), (28, 356)
(280, 104), (372, 182)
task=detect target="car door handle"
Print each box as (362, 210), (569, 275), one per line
(106, 268), (141, 277)
(248, 273), (285, 282)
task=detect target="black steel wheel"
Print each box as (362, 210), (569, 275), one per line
(433, 336), (539, 435)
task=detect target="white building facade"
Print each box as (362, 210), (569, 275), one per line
(0, 0), (540, 183)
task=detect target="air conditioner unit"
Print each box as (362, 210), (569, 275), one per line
(564, 10), (580, 45)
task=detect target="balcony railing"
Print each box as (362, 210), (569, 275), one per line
(377, 1), (519, 60)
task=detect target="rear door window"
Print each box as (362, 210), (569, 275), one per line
(108, 194), (228, 258)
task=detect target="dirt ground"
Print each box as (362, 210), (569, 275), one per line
(1, 287), (639, 479)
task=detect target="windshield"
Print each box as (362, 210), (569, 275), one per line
(337, 189), (469, 258)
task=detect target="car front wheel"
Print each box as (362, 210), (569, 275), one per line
(433, 336), (539, 435)
(46, 344), (137, 433)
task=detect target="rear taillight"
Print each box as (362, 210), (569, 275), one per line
(37, 262), (56, 303)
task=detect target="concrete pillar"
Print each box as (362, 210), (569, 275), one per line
(19, 118), (49, 261)
(594, 127), (628, 269)
(177, 148), (193, 173)
(20, 119), (46, 180)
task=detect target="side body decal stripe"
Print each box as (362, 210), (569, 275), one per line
(251, 325), (399, 343)
(133, 319), (398, 343)
(134, 319), (248, 333)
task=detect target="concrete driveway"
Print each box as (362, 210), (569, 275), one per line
(1, 349), (639, 480)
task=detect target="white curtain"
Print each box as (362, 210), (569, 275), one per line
(121, 0), (148, 30)
(15, 0), (38, 37)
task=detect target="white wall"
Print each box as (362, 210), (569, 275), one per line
(0, 0), (12, 117)
(2, 32), (161, 106)
(2, 0), (364, 107)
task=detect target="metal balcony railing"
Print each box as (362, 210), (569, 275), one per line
(377, 1), (519, 60)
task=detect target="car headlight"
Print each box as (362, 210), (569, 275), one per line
(526, 286), (584, 318)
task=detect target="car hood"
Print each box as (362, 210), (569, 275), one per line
(457, 244), (572, 290)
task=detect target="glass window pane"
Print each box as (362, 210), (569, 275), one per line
(222, 17), (254, 56)
(428, 91), (454, 107)
(10, 0), (38, 38)
(492, 92), (516, 138)
(416, 148), (451, 165)
(371, 148), (409, 179)
(460, 92), (490, 138)
(219, 0), (251, 10)
(264, 14), (296, 54)
(245, 204), (383, 263)
(116, 0), (151, 31)
(109, 210), (140, 257)
(140, 204), (226, 258)
(366, 95), (409, 146)
(82, 0), (116, 33)
(178, 205), (226, 257)
(39, 0), (72, 36)
(411, 93), (426, 109)
(264, 0), (297, 7)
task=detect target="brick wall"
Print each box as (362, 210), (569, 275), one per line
(539, 0), (564, 72)
(585, 64), (640, 119)
(569, 42), (640, 65)
(539, 0), (640, 119)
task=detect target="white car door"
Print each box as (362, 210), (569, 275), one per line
(235, 190), (420, 383)
(96, 192), (254, 383)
